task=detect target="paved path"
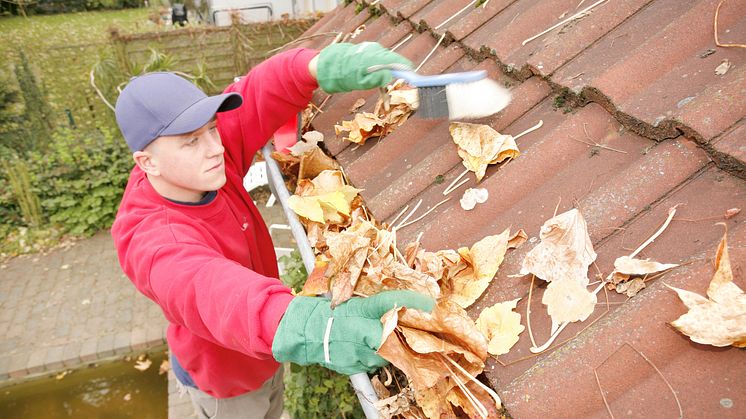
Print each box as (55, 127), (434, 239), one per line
(0, 191), (293, 418)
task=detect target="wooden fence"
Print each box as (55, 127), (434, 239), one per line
(9, 19), (315, 133)
(110, 19), (315, 94)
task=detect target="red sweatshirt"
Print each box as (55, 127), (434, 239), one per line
(111, 48), (318, 398)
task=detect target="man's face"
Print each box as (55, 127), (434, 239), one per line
(138, 118), (227, 202)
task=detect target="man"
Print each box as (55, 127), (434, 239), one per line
(111, 43), (434, 418)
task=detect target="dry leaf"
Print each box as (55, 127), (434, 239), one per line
(476, 298), (525, 356)
(447, 229), (513, 308)
(614, 256), (678, 276)
(616, 277), (646, 297)
(335, 112), (385, 144)
(667, 231), (746, 347)
(337, 84), (418, 145)
(288, 170), (361, 224)
(715, 59), (732, 75)
(55, 370), (71, 380)
(349, 98), (366, 113)
(725, 208), (740, 219)
(300, 260), (330, 296)
(542, 278), (597, 331)
(298, 146), (339, 181)
(520, 209), (597, 332)
(378, 300), (493, 418)
(608, 256), (678, 297)
(450, 122), (520, 181)
(287, 130), (322, 156)
(134, 358), (152, 371)
(460, 188), (489, 211)
(159, 359), (170, 375)
(326, 231), (371, 307)
(519, 208), (596, 285)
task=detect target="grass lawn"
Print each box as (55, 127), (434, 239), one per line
(0, 8), (175, 57)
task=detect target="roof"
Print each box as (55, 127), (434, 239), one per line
(287, 1), (745, 417)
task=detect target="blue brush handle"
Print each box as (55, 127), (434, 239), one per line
(389, 70), (486, 87)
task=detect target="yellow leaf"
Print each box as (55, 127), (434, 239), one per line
(287, 195), (325, 223)
(288, 170), (361, 225)
(476, 298), (525, 356)
(450, 122), (520, 181)
(667, 231), (746, 347)
(449, 229), (512, 308)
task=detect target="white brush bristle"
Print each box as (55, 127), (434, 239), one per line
(445, 78), (512, 120)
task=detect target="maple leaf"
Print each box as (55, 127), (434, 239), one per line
(476, 298), (525, 356)
(667, 231), (746, 347)
(520, 208), (597, 333)
(449, 122), (520, 182)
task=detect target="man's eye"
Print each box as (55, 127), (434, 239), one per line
(186, 137), (199, 146)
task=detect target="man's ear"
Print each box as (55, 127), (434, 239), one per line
(133, 150), (160, 176)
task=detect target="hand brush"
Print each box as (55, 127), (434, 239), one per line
(368, 64), (512, 120)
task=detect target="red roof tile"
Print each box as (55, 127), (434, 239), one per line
(288, 2), (746, 416)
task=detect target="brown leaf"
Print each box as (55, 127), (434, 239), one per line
(378, 301), (490, 418)
(447, 229), (513, 308)
(725, 208), (740, 219)
(667, 231), (746, 347)
(616, 277), (646, 297)
(335, 112), (386, 144)
(298, 147), (339, 181)
(299, 260), (330, 296)
(450, 122), (520, 181)
(326, 231), (371, 307)
(349, 98), (366, 113)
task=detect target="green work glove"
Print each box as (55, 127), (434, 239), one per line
(316, 42), (413, 93)
(272, 290), (434, 375)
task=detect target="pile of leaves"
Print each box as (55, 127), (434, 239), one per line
(281, 138), (526, 416)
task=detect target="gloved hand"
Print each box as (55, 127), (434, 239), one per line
(316, 42), (413, 93)
(272, 290), (434, 375)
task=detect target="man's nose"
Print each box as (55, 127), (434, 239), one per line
(206, 130), (225, 155)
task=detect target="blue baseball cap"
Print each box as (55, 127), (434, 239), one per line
(115, 72), (243, 152)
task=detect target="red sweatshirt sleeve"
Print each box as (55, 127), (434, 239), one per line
(217, 48), (319, 178)
(146, 236), (294, 359)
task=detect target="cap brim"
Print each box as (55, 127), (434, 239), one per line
(160, 92), (242, 137)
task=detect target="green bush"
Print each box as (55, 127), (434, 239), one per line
(284, 364), (364, 419)
(278, 250), (365, 419)
(33, 126), (131, 235)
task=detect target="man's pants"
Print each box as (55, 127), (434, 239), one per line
(182, 366), (285, 419)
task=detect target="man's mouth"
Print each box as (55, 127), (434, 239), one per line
(207, 161), (223, 172)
